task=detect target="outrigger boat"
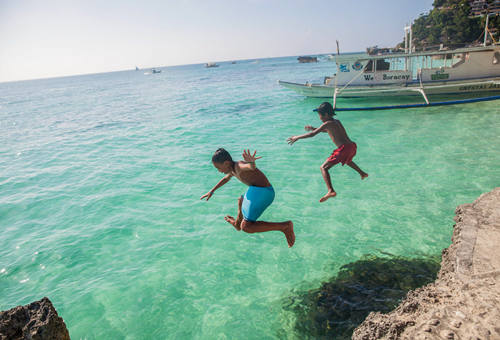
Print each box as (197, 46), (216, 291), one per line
(279, 23), (500, 110)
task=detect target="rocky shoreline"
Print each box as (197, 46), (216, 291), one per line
(0, 297), (70, 340)
(353, 188), (500, 340)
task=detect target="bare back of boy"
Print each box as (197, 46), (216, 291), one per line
(231, 162), (271, 188)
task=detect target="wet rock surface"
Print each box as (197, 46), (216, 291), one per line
(352, 187), (500, 340)
(0, 297), (70, 340)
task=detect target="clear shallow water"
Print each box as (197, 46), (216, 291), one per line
(1, 57), (499, 339)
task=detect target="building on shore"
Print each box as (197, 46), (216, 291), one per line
(469, 0), (500, 16)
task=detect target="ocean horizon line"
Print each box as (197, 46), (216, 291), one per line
(0, 51), (365, 85)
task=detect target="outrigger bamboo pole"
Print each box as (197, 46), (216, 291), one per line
(417, 70), (430, 104)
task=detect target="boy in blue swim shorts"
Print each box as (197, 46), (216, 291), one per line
(201, 148), (295, 247)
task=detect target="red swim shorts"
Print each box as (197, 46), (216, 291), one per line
(326, 142), (357, 165)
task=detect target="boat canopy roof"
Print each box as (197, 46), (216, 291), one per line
(337, 45), (500, 63)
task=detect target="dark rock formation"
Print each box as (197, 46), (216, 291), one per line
(281, 256), (440, 339)
(0, 297), (70, 340)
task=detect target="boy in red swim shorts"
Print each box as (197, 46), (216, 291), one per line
(287, 102), (368, 202)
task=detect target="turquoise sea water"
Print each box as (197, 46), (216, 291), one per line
(1, 56), (499, 339)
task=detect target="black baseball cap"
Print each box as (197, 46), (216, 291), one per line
(313, 102), (336, 115)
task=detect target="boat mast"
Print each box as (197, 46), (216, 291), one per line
(333, 40), (340, 109)
(404, 24), (413, 53)
(404, 24), (413, 72)
(484, 13), (490, 46)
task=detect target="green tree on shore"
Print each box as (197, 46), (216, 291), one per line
(407, 0), (499, 49)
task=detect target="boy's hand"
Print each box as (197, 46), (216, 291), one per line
(287, 136), (298, 145)
(200, 191), (213, 201)
(304, 125), (315, 131)
(242, 149), (262, 163)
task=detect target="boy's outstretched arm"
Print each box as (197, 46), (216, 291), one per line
(200, 174), (232, 201)
(287, 122), (327, 145)
(305, 125), (327, 132)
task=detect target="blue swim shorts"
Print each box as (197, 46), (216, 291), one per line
(241, 186), (275, 222)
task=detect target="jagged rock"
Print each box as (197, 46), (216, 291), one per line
(0, 297), (70, 340)
(352, 188), (500, 340)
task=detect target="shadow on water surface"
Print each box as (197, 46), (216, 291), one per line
(279, 255), (440, 340)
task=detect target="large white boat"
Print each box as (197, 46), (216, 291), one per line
(279, 26), (500, 103)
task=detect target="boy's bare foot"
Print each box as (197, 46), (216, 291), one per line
(283, 221), (295, 248)
(224, 215), (241, 231)
(319, 191), (337, 203)
(361, 173), (369, 180)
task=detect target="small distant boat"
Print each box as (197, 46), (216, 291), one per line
(205, 62), (219, 68)
(135, 66), (139, 71)
(297, 56), (318, 63)
(144, 68), (162, 75)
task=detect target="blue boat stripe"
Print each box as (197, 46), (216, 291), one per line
(335, 95), (500, 111)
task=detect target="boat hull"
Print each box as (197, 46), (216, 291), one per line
(278, 78), (500, 98)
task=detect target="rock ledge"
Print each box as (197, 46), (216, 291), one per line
(353, 188), (500, 340)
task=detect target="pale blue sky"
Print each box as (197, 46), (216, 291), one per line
(0, 0), (433, 82)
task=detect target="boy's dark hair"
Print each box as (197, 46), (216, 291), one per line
(313, 102), (336, 116)
(212, 148), (233, 163)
